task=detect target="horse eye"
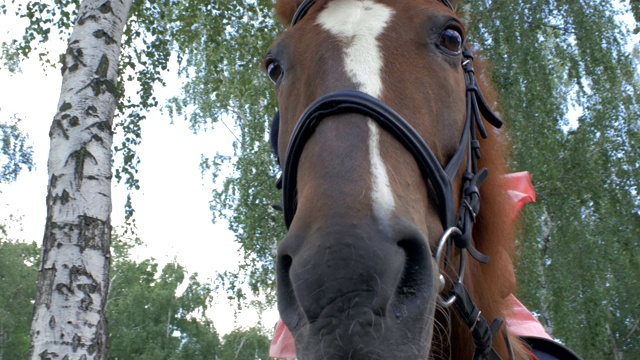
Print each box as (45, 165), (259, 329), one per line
(267, 61), (283, 84)
(439, 28), (463, 54)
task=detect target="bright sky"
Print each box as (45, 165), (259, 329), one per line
(0, 12), (278, 337)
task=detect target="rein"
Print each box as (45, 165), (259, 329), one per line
(272, 1), (514, 359)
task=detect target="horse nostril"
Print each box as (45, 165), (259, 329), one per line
(395, 238), (431, 306)
(277, 254), (298, 315)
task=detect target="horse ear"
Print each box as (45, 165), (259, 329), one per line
(275, 0), (306, 26)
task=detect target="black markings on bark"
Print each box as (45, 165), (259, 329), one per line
(86, 120), (113, 135)
(79, 290), (94, 311)
(57, 189), (71, 205)
(38, 349), (59, 360)
(78, 54), (117, 95)
(91, 134), (103, 144)
(95, 54), (109, 78)
(49, 119), (69, 140)
(69, 116), (80, 127)
(72, 334), (82, 351)
(51, 102), (73, 138)
(60, 102), (73, 112)
(42, 217), (56, 251)
(66, 147), (97, 185)
(51, 174), (58, 188)
(61, 47), (86, 75)
(79, 78), (117, 97)
(49, 315), (56, 329)
(68, 265), (99, 313)
(93, 30), (116, 45)
(85, 105), (98, 117)
(70, 266), (90, 284)
(103, 79), (117, 96)
(78, 216), (111, 253)
(60, 52), (67, 75)
(98, 1), (113, 14)
(40, 267), (57, 309)
(77, 13), (99, 26)
(56, 282), (73, 297)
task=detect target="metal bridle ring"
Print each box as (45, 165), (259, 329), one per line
(435, 227), (467, 307)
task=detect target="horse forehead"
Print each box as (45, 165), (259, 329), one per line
(315, 0), (395, 98)
(315, 0), (395, 38)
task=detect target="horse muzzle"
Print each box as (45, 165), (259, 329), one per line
(276, 217), (439, 359)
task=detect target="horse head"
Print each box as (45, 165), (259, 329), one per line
(266, 1), (525, 358)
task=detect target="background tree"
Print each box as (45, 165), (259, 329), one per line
(1, 228), (273, 359)
(219, 327), (271, 360)
(107, 233), (221, 360)
(0, 234), (39, 360)
(463, 0), (640, 358)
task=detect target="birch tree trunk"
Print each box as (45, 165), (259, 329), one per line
(29, 0), (132, 358)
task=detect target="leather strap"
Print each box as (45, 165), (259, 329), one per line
(451, 282), (510, 360)
(281, 90), (457, 229)
(291, 0), (316, 26)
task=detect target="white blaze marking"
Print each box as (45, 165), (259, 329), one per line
(317, 0), (396, 221)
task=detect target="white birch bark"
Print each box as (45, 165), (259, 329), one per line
(539, 208), (554, 336)
(29, 1), (132, 358)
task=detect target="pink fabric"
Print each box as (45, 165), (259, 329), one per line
(505, 294), (553, 340)
(270, 299), (553, 359)
(269, 320), (296, 359)
(503, 171), (536, 221)
(269, 171), (545, 358)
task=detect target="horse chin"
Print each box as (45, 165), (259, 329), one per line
(291, 308), (435, 360)
(281, 293), (438, 360)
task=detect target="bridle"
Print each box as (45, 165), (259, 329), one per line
(271, 1), (514, 359)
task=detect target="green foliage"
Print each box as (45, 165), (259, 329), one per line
(0, 228), (274, 359)
(464, 0), (640, 358)
(631, 0), (640, 32)
(0, 115), (34, 183)
(163, 0), (286, 307)
(219, 327), (271, 360)
(0, 237), (39, 359)
(108, 233), (221, 360)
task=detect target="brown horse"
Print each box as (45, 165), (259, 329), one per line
(266, 0), (530, 358)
